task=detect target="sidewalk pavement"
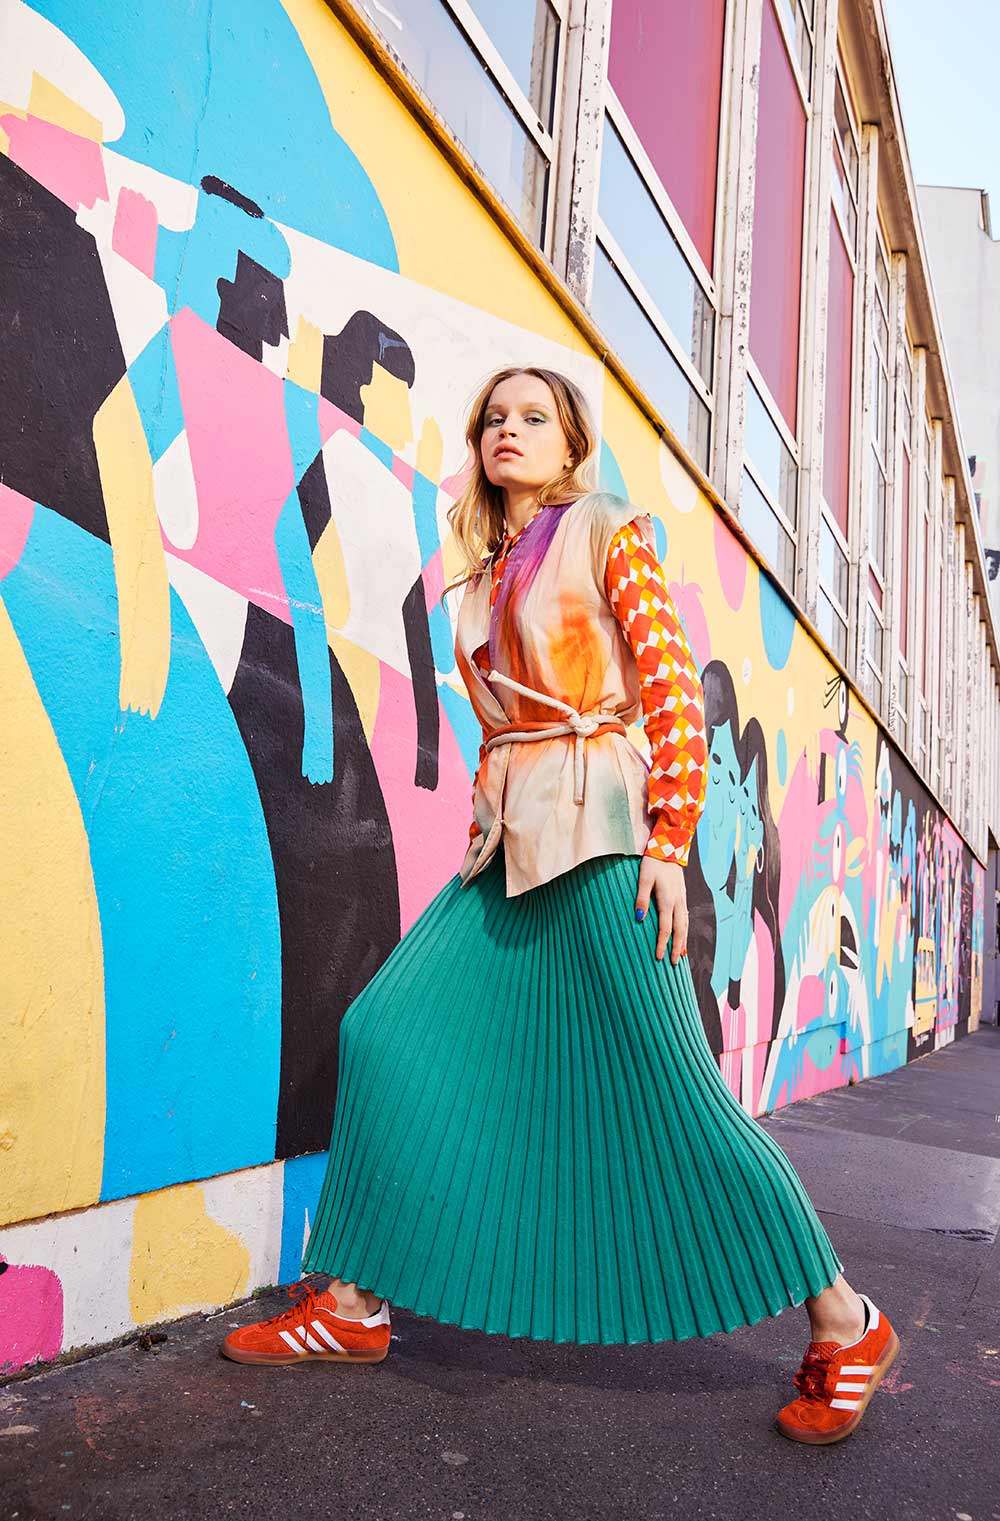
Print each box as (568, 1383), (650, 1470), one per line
(3, 1027), (1000, 1521)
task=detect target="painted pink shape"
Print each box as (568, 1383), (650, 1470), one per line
(370, 665), (471, 933)
(1, 115), (107, 211)
(792, 1043), (845, 1103)
(0, 1261), (64, 1373)
(776, 751), (820, 929)
(421, 549), (445, 608)
(714, 511), (747, 612)
(0, 485), (36, 582)
(168, 308), (294, 617)
(795, 972), (826, 1032)
(112, 187), (158, 278)
(392, 457), (415, 493)
(668, 578), (711, 671)
(440, 455), (473, 499)
(318, 397), (361, 446)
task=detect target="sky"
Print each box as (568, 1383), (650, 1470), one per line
(883, 0), (1000, 224)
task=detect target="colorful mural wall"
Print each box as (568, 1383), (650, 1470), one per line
(0, 0), (986, 1371)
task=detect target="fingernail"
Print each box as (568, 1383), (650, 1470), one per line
(635, 908), (645, 922)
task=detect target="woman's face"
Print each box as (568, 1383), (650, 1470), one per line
(479, 374), (572, 495)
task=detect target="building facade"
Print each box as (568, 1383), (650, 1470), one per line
(1, 0), (997, 1368)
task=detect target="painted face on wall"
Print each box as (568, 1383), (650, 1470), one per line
(701, 718), (740, 890)
(479, 374), (572, 498)
(738, 753), (763, 878)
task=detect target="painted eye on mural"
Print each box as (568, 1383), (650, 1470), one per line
(836, 746), (847, 796)
(828, 971), (838, 1012)
(832, 824), (843, 880)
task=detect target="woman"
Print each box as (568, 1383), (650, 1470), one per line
(222, 367), (899, 1445)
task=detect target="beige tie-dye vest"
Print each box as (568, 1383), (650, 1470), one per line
(455, 491), (655, 897)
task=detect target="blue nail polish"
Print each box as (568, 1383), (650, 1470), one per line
(635, 908), (645, 922)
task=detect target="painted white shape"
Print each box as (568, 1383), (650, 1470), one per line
(0, 2), (125, 138)
(787, 685), (795, 716)
(742, 655), (752, 684)
(102, 148), (199, 233)
(321, 431), (421, 674)
(100, 249), (169, 367)
(0, 1196), (137, 1351)
(200, 1163), (284, 1293)
(260, 332), (291, 379)
(155, 431), (200, 550)
(165, 555), (249, 695)
(658, 437), (700, 513)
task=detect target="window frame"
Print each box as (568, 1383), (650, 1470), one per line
(591, 17), (731, 470)
(738, 0), (817, 594)
(816, 54), (860, 658)
(363, 0), (570, 251)
(862, 221), (893, 712)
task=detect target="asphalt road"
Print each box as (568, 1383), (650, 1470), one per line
(3, 1027), (999, 1521)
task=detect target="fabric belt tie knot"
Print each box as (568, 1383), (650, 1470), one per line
(484, 669), (627, 804)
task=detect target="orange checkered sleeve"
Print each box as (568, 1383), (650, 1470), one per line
(604, 521), (708, 866)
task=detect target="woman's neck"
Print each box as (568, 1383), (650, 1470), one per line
(503, 487), (542, 538)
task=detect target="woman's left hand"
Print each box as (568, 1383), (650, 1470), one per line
(634, 856), (689, 965)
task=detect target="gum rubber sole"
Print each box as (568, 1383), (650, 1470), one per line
(220, 1344), (389, 1366)
(774, 1328), (900, 1445)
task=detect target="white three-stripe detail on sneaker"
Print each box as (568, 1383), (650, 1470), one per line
(840, 1365), (875, 1375)
(835, 1381), (867, 1393)
(311, 1320), (346, 1353)
(300, 1329), (327, 1353)
(829, 1398), (861, 1410)
(279, 1329), (307, 1354)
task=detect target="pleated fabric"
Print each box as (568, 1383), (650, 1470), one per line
(302, 850), (843, 1344)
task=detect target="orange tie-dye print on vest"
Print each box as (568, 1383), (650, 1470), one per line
(455, 492), (656, 896)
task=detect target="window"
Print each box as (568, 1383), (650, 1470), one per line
(914, 424), (933, 776)
(775, 0), (815, 90)
(862, 233), (892, 711)
(819, 62), (858, 661)
(606, 0), (727, 270)
(896, 347), (914, 750)
(831, 69), (859, 253)
(594, 0), (725, 471)
(741, 0), (811, 592)
(362, 0), (564, 244)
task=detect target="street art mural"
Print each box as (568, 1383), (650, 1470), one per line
(0, 0), (987, 1369)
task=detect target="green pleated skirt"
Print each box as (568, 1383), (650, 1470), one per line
(302, 849), (843, 1344)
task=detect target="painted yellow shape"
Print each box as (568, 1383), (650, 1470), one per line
(129, 1183), (251, 1324)
(360, 364), (413, 453)
(0, 602), (105, 1225)
(416, 417), (443, 483)
(28, 72), (102, 140)
(93, 375), (171, 718)
(286, 313), (324, 392)
(330, 635), (381, 742)
(312, 513), (350, 629)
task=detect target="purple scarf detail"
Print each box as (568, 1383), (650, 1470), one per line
(488, 503), (573, 670)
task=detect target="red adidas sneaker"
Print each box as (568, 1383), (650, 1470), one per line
(221, 1282), (391, 1366)
(775, 1294), (900, 1444)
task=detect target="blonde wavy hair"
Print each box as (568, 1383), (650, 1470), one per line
(444, 366), (599, 595)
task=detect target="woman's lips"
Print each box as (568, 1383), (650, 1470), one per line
(494, 447), (523, 459)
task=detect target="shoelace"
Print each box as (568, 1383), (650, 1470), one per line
(262, 1280), (320, 1328)
(793, 1344), (836, 1401)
